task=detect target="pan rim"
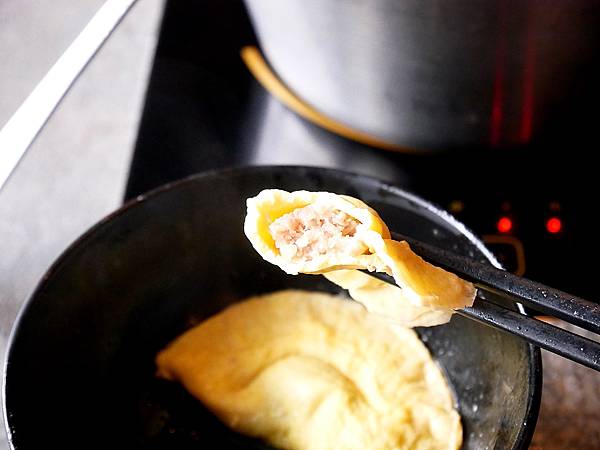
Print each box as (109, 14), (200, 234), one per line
(2, 164), (542, 450)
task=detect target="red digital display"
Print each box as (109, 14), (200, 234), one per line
(546, 217), (562, 234)
(497, 217), (513, 233)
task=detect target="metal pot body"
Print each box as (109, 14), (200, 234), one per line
(244, 0), (600, 151)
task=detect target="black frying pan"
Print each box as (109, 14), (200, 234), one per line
(2, 166), (541, 449)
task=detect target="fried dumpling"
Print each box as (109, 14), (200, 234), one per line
(244, 189), (390, 274)
(244, 189), (476, 326)
(156, 290), (462, 450)
(323, 270), (453, 327)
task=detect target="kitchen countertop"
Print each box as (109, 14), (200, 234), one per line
(1, 2), (598, 449)
(0, 1), (164, 448)
(532, 323), (600, 449)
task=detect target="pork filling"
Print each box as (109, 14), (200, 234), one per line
(269, 204), (367, 263)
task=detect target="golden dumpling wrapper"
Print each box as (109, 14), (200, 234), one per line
(156, 290), (462, 450)
(244, 189), (476, 326)
(323, 270), (453, 327)
(244, 189), (390, 274)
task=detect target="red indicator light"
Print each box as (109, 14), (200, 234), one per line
(497, 217), (513, 233)
(546, 217), (562, 234)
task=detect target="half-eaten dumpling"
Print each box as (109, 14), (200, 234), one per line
(244, 189), (476, 326)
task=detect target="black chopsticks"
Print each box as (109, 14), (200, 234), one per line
(363, 232), (600, 372)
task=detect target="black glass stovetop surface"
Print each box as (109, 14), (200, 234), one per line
(126, 0), (596, 299)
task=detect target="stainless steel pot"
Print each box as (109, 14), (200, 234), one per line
(244, 0), (600, 151)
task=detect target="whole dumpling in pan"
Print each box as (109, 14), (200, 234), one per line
(156, 290), (463, 450)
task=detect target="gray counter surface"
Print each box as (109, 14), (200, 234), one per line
(0, 1), (164, 448)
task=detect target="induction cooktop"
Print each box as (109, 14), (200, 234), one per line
(126, 0), (596, 299)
